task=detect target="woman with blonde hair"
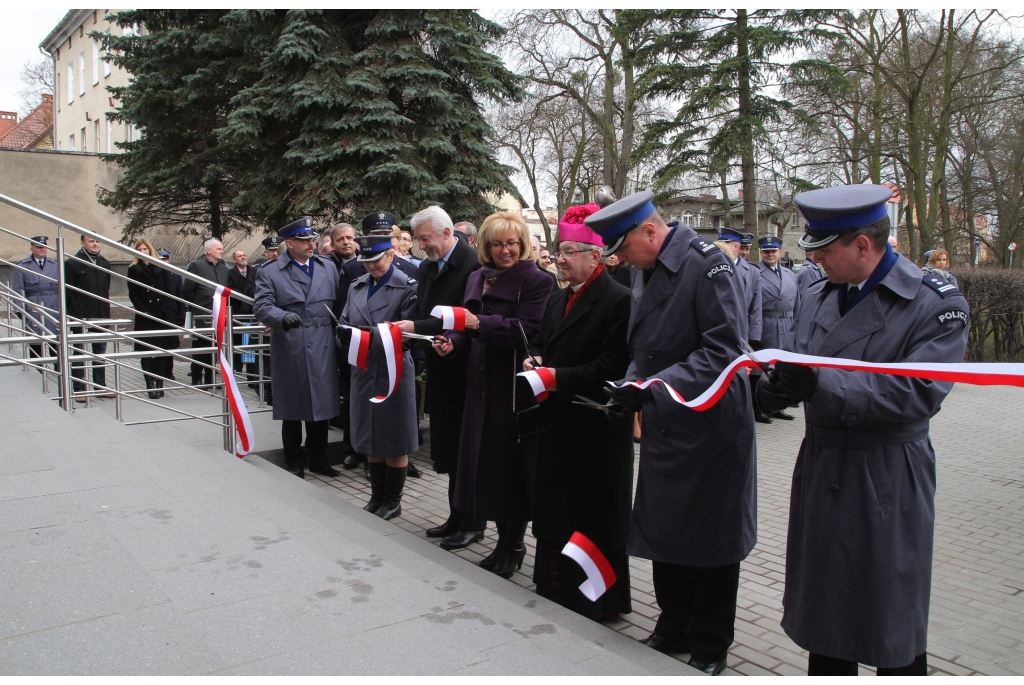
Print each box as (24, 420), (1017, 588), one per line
(127, 238), (179, 399)
(922, 248), (958, 288)
(435, 211), (552, 578)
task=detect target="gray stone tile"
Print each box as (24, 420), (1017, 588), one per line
(0, 492), (92, 535)
(0, 518), (125, 576)
(0, 451), (54, 476)
(0, 603), (227, 675)
(71, 480), (176, 514)
(0, 469), (75, 501)
(0, 556), (169, 639)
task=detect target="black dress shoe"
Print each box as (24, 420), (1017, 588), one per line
(426, 516), (461, 538)
(309, 465), (340, 477)
(406, 462), (422, 479)
(342, 452), (362, 470)
(640, 632), (690, 655)
(288, 467), (305, 479)
(754, 411), (774, 424)
(439, 529), (484, 550)
(687, 656), (727, 676)
(769, 409), (795, 420)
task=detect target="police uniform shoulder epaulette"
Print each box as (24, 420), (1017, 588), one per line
(690, 237), (720, 257)
(921, 274), (961, 299)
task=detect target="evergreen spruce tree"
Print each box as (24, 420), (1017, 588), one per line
(97, 10), (260, 239)
(218, 9), (523, 228)
(630, 10), (841, 234)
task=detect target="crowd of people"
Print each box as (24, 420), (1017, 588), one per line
(9, 184), (969, 676)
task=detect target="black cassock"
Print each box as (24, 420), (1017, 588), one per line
(531, 269), (634, 618)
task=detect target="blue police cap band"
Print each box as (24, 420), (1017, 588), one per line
(719, 228), (743, 242)
(278, 217), (314, 239)
(356, 236), (392, 262)
(30, 236), (48, 245)
(600, 200), (656, 245)
(156, 250), (171, 258)
(758, 238), (781, 250)
(804, 201), (887, 234)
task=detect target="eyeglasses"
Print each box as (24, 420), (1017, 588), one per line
(554, 248), (593, 259)
(488, 240), (521, 251)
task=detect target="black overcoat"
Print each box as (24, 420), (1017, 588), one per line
(65, 249), (111, 320)
(532, 269), (634, 553)
(448, 260), (552, 523)
(127, 261), (180, 350)
(409, 240), (482, 473)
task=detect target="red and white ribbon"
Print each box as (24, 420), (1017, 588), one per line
(370, 322), (403, 404)
(343, 326), (371, 370)
(430, 305), (467, 330)
(211, 285), (255, 458)
(611, 348), (1024, 412)
(561, 532), (617, 602)
(517, 367), (556, 402)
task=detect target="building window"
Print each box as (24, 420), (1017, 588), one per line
(95, 121), (101, 151)
(682, 211), (695, 228)
(104, 29), (111, 77)
(79, 53), (86, 96)
(107, 120), (113, 153)
(69, 134), (76, 151)
(67, 64), (75, 104)
(92, 41), (99, 85)
(81, 127), (87, 152)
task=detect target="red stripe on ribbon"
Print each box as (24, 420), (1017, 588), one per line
(212, 286), (254, 458)
(347, 327), (371, 370)
(568, 531), (616, 590)
(370, 322), (403, 403)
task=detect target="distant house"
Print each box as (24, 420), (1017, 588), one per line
(0, 96), (54, 149)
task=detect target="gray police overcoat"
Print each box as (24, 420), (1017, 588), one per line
(253, 254), (339, 422)
(736, 257), (762, 343)
(797, 261), (826, 290)
(342, 267), (418, 458)
(781, 255), (969, 668)
(626, 225), (757, 568)
(758, 262), (799, 352)
(12, 256), (59, 335)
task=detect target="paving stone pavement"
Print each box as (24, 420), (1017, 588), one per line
(306, 383), (1024, 676)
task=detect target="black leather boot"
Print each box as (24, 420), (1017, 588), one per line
(479, 522), (506, 570)
(374, 464), (406, 521)
(155, 378), (165, 398)
(145, 376), (160, 400)
(363, 461), (386, 514)
(491, 522), (528, 579)
(426, 513), (461, 538)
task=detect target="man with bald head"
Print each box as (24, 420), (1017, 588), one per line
(183, 237), (231, 386)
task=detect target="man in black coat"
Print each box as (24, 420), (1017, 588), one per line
(247, 237), (280, 404)
(65, 235), (113, 398)
(525, 213), (634, 619)
(227, 249), (257, 382)
(182, 237), (231, 386)
(396, 206), (483, 549)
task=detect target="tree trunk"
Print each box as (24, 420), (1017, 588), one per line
(209, 182), (223, 239)
(615, 13), (635, 198)
(736, 10), (758, 236)
(720, 171), (732, 229)
(602, 51), (617, 190)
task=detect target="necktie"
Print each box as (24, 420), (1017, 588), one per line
(37, 260), (44, 269)
(843, 285), (860, 315)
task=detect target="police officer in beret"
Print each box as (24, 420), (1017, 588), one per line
(253, 218), (341, 479)
(757, 236), (799, 420)
(587, 192), (756, 676)
(757, 185), (969, 675)
(12, 236), (59, 370)
(336, 212), (422, 477)
(338, 235), (418, 520)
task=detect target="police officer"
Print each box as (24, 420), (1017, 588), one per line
(757, 236), (799, 420)
(336, 212), (422, 478)
(588, 192), (756, 676)
(719, 227), (767, 423)
(248, 236), (280, 405)
(338, 235), (418, 520)
(797, 251), (826, 290)
(12, 236), (59, 370)
(253, 218), (341, 479)
(738, 232), (754, 263)
(756, 185), (969, 675)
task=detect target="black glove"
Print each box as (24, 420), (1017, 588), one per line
(774, 361), (818, 402)
(602, 379), (653, 412)
(756, 373), (793, 414)
(281, 312), (302, 331)
(748, 339), (764, 351)
(335, 325), (351, 348)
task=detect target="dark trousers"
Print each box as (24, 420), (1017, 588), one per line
(282, 419), (330, 472)
(28, 341), (56, 370)
(652, 560), (741, 662)
(191, 337), (213, 385)
(141, 356), (174, 381)
(447, 465), (485, 532)
(808, 652), (927, 676)
(70, 325), (107, 392)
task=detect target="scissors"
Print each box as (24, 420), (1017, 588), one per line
(571, 394), (616, 415)
(322, 304), (372, 332)
(739, 339), (773, 374)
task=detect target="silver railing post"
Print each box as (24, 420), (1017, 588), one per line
(114, 321), (123, 421)
(256, 328), (265, 409)
(55, 229), (73, 412)
(222, 303), (234, 453)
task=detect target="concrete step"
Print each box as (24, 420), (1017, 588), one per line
(0, 366), (693, 675)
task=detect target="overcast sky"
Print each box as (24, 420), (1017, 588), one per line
(0, 8), (69, 115)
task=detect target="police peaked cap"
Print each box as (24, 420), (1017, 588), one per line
(277, 217), (315, 239)
(362, 211), (397, 235)
(583, 191), (657, 257)
(794, 184), (892, 250)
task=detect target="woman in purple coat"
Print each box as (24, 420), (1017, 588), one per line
(435, 212), (552, 578)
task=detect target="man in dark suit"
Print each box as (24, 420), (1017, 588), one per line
(227, 250), (256, 381)
(65, 234), (113, 398)
(395, 205), (483, 549)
